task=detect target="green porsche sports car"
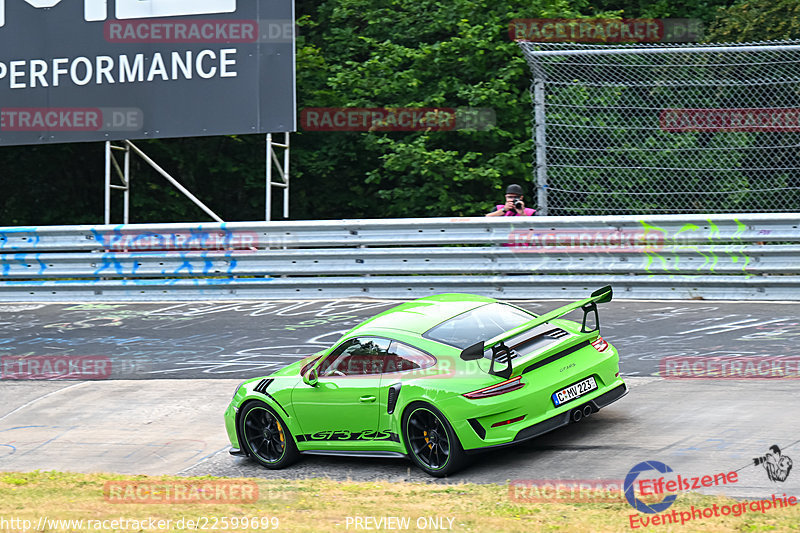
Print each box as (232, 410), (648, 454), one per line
(225, 285), (627, 477)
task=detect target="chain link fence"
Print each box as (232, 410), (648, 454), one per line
(518, 40), (800, 215)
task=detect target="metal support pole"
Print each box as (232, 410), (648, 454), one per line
(104, 139), (223, 224)
(125, 140), (224, 223)
(533, 78), (548, 216)
(283, 132), (290, 218)
(266, 133), (272, 221)
(123, 142), (131, 224)
(266, 132), (290, 221)
(104, 141), (111, 224)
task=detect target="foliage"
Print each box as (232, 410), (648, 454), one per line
(289, 0), (595, 219)
(706, 0), (800, 42)
(590, 0), (733, 22)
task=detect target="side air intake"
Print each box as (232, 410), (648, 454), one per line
(387, 383), (402, 414)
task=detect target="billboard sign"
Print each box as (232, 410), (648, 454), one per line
(0, 0), (295, 145)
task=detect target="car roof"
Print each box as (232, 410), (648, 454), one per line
(347, 293), (497, 337)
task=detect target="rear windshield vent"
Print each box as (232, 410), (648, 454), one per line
(488, 327), (572, 362)
(546, 328), (570, 339)
(254, 379), (274, 394)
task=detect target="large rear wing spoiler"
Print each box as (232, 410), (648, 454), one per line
(459, 285), (613, 379)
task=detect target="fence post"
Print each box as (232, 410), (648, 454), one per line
(533, 77), (548, 216)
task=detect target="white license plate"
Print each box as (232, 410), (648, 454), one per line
(552, 376), (597, 406)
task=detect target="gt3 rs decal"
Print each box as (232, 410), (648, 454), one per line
(295, 430), (400, 442)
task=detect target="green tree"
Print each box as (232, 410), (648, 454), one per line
(289, 0), (607, 219)
(706, 0), (800, 42)
(590, 0), (733, 22)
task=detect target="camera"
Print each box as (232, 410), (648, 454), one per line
(514, 199), (524, 211)
(754, 445), (783, 465)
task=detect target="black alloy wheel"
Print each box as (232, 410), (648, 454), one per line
(403, 403), (466, 477)
(239, 403), (299, 469)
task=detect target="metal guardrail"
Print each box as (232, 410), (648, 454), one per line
(1, 213), (798, 301)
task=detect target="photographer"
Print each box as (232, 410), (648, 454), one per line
(753, 445), (793, 482)
(486, 184), (536, 217)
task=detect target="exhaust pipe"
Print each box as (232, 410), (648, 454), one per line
(582, 405), (593, 417)
(571, 409), (583, 422)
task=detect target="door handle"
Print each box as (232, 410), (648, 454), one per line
(359, 395), (377, 403)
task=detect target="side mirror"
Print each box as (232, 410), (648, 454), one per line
(303, 367), (319, 387)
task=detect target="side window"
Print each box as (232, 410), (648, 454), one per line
(383, 342), (437, 374)
(319, 337), (391, 376)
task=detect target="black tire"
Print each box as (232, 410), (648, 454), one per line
(402, 402), (466, 477)
(238, 402), (299, 469)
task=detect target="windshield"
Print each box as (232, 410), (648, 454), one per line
(423, 303), (534, 349)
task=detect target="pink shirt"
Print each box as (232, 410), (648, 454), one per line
(496, 205), (536, 216)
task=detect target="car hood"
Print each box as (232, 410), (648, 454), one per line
(266, 353), (321, 378)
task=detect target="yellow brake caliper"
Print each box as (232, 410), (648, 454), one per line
(277, 420), (285, 443)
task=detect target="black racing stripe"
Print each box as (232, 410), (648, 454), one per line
(262, 392), (290, 418)
(521, 340), (592, 375)
(254, 378), (274, 394)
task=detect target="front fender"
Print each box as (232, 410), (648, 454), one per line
(227, 377), (302, 450)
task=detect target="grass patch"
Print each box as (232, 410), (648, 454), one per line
(0, 471), (798, 532)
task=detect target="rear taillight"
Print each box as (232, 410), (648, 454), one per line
(463, 376), (524, 399)
(591, 336), (609, 352)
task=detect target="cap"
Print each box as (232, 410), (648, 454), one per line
(505, 184), (524, 196)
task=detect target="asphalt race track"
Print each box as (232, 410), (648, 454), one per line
(1, 299), (799, 499)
